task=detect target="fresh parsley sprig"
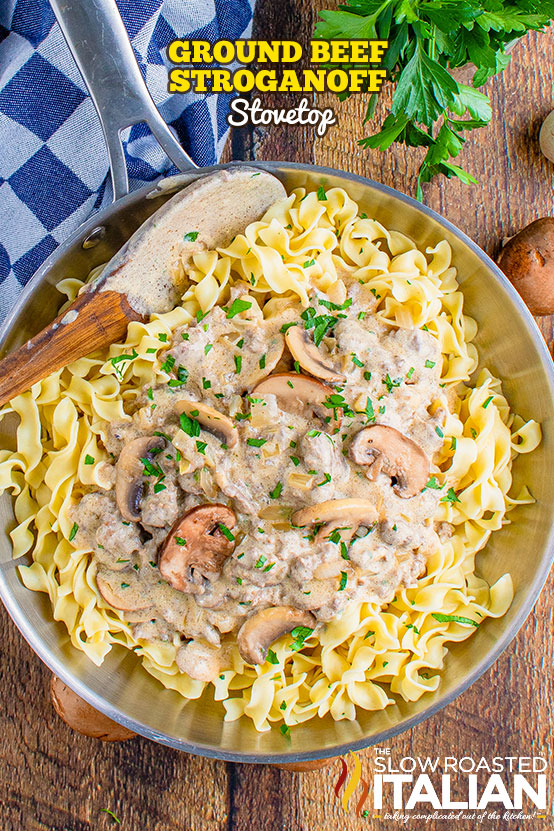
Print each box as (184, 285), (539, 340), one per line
(315, 0), (554, 196)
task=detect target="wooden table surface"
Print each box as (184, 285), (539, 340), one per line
(2, 4), (554, 830)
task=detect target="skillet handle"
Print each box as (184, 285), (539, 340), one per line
(49, 0), (197, 201)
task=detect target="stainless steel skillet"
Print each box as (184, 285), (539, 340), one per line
(0, 0), (553, 763)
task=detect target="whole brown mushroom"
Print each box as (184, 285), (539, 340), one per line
(497, 218), (554, 315)
(51, 676), (136, 741)
(158, 503), (236, 594)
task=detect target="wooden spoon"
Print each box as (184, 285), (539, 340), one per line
(0, 167), (285, 407)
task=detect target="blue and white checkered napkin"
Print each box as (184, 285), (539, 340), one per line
(0, 0), (255, 322)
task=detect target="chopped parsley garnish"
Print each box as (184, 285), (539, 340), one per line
(195, 440), (207, 455)
(338, 571), (348, 591)
(269, 481), (283, 499)
(101, 809), (121, 824)
(181, 332), (189, 341)
(435, 425), (444, 438)
(318, 297), (352, 311)
(168, 366), (188, 387)
(247, 438), (266, 447)
(234, 355), (242, 374)
(407, 366), (415, 379)
(160, 354), (175, 374)
(236, 577), (243, 585)
(483, 395), (494, 409)
(147, 388), (153, 400)
(266, 649), (279, 665)
(280, 724), (290, 738)
(425, 360), (436, 368)
(383, 373), (401, 393)
(68, 522), (78, 542)
(280, 321), (297, 333)
(116, 558), (130, 564)
(204, 343), (213, 355)
(202, 378), (211, 390)
(351, 354), (364, 367)
(158, 333), (168, 343)
(303, 258), (316, 268)
(280, 700), (287, 710)
(226, 298), (252, 318)
(340, 541), (349, 560)
(290, 455), (300, 466)
(363, 370), (372, 381)
(317, 185), (327, 201)
(432, 613), (479, 627)
(196, 310), (208, 322)
(175, 536), (187, 546)
(153, 482), (166, 493)
(120, 583), (130, 589)
(184, 231), (199, 242)
(259, 353), (266, 369)
(84, 454), (95, 465)
(146, 347), (157, 354)
(316, 473), (332, 487)
(218, 523), (235, 542)
(179, 412), (200, 437)
(263, 562), (275, 572)
(441, 487), (461, 504)
(425, 476), (441, 490)
(255, 555), (267, 569)
(289, 625), (314, 652)
(451, 436), (457, 450)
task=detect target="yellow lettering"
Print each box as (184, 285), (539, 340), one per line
(281, 40), (303, 62)
(369, 40), (388, 62)
(257, 41), (282, 63)
(349, 41), (369, 62)
(280, 69), (302, 91)
(212, 40), (235, 64)
(167, 40), (190, 64)
(367, 69), (387, 91)
(329, 40), (350, 63)
(348, 69), (369, 92)
(191, 69), (212, 93)
(211, 69), (234, 93)
(168, 68), (191, 92)
(326, 69), (349, 92)
(302, 69), (326, 92)
(234, 69), (256, 92)
(310, 41), (329, 63)
(256, 70), (278, 92)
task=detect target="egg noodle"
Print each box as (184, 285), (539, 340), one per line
(0, 186), (541, 731)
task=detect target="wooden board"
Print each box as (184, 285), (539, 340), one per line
(1, 5), (553, 828)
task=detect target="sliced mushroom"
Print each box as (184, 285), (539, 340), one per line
(237, 606), (316, 665)
(159, 504), (236, 594)
(115, 436), (165, 522)
(96, 569), (153, 612)
(51, 676), (136, 741)
(291, 498), (379, 541)
(175, 400), (237, 447)
(285, 326), (344, 383)
(349, 425), (429, 498)
(252, 373), (341, 426)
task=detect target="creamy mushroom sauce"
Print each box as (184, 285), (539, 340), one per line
(71, 281), (447, 681)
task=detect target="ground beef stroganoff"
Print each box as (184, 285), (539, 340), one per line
(0, 181), (541, 731)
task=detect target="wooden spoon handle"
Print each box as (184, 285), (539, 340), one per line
(0, 290), (143, 407)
